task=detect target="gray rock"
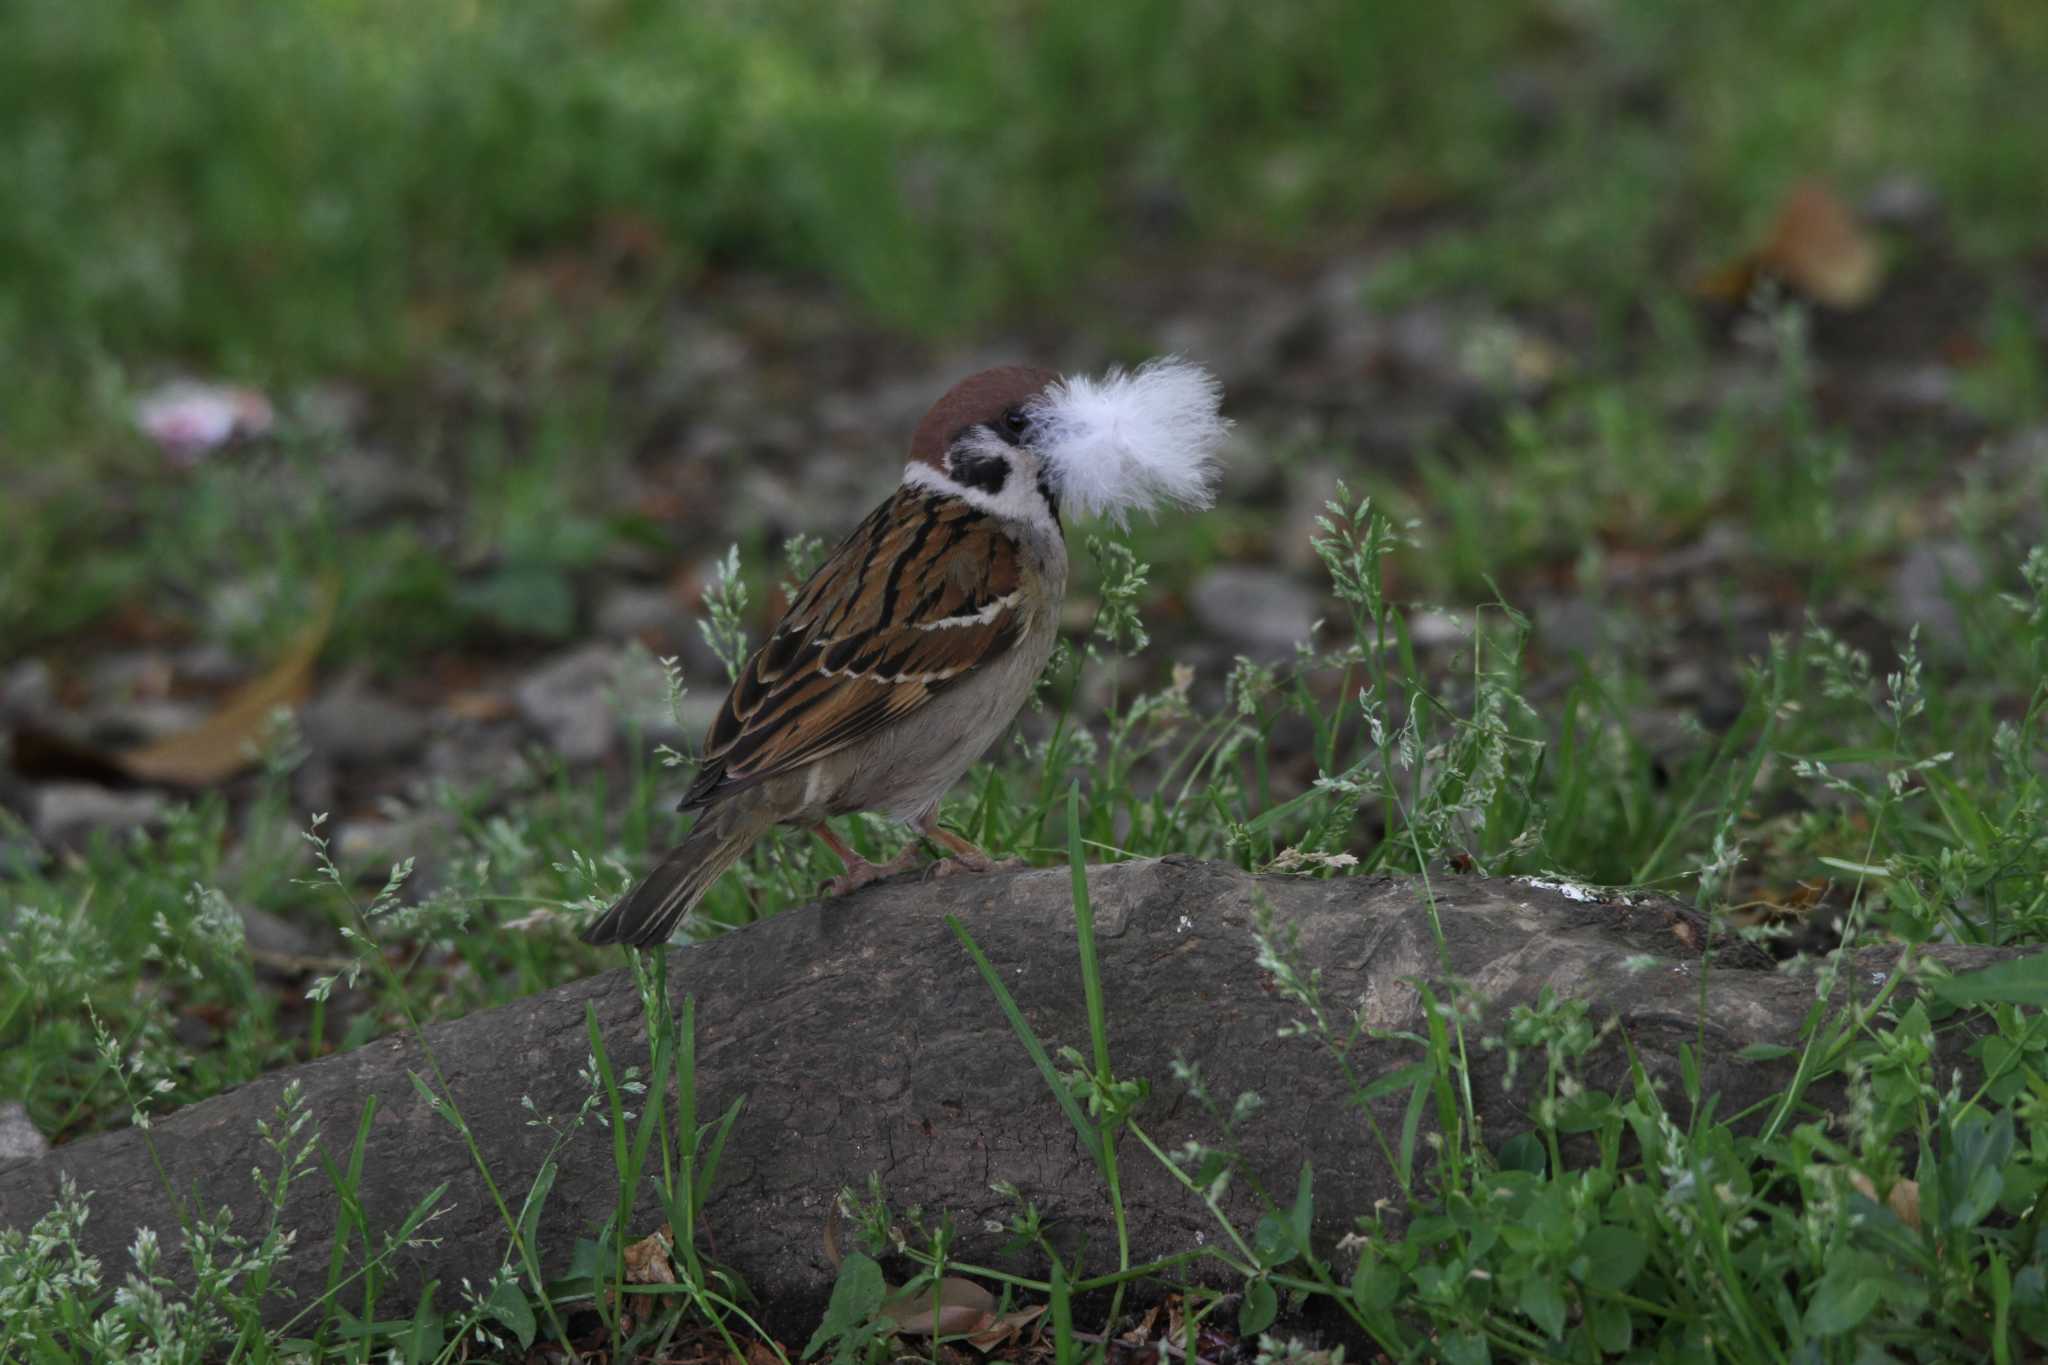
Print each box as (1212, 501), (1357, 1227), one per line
(1866, 364), (1960, 417)
(1534, 597), (1611, 660)
(166, 644), (247, 687)
(301, 677), (430, 767)
(0, 1104), (48, 1169)
(84, 699), (210, 746)
(1404, 609), (1470, 650)
(1861, 173), (1942, 230)
(333, 809), (459, 871)
(321, 446), (449, 521)
(422, 728), (535, 790)
(594, 584), (689, 643)
(651, 318), (750, 397)
(1890, 541), (1985, 653)
(84, 651), (176, 704)
(0, 661), (54, 722)
(1189, 565), (1317, 658)
(513, 645), (625, 765)
(31, 783), (167, 846)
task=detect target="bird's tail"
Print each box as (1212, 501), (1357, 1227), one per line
(580, 805), (776, 948)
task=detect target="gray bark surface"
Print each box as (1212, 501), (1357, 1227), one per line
(0, 858), (2006, 1338)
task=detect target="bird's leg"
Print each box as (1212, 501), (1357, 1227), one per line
(812, 824), (922, 898)
(920, 813), (1028, 879)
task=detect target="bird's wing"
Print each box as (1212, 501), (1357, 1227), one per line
(679, 488), (1028, 810)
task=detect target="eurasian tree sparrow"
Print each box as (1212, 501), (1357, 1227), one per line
(580, 359), (1228, 946)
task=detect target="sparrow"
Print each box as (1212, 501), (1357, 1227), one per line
(580, 358), (1229, 947)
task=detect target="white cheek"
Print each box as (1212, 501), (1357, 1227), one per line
(901, 459), (1055, 528)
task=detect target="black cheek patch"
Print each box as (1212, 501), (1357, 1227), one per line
(1036, 470), (1061, 526)
(949, 450), (1010, 495)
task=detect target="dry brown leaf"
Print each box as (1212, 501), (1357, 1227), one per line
(880, 1275), (996, 1335)
(622, 1227), (678, 1285)
(119, 580), (338, 786)
(1694, 180), (1883, 309)
(1849, 1171), (1923, 1229)
(964, 1303), (1048, 1351)
(444, 690), (515, 723)
(1762, 181), (1882, 308)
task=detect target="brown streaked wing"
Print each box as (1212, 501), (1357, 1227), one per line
(678, 489), (1025, 810)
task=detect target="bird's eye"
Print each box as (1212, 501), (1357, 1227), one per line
(1001, 407), (1030, 436)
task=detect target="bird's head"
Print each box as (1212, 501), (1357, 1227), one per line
(904, 358), (1228, 530)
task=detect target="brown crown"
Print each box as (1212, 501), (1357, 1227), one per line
(909, 366), (1060, 468)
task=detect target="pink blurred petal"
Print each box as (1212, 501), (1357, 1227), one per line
(135, 382), (275, 466)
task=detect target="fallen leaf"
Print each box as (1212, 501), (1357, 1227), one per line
(1763, 181), (1883, 307)
(1695, 180), (1883, 309)
(880, 1275), (996, 1335)
(444, 690), (516, 723)
(622, 1227), (678, 1285)
(118, 580), (337, 786)
(1848, 1171), (1922, 1229)
(965, 1303), (1048, 1351)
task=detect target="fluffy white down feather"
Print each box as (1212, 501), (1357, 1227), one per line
(1029, 358), (1229, 526)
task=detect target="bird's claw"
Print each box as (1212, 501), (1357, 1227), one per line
(927, 853), (1028, 881)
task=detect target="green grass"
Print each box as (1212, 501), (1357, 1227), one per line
(5, 0), (2048, 1356)
(5, 0), (2045, 394)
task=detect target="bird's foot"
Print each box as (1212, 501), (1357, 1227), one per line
(820, 844), (923, 898)
(927, 851), (1029, 880)
(915, 822), (1024, 880)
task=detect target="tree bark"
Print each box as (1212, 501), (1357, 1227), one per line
(0, 858), (2008, 1339)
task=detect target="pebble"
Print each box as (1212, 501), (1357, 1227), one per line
(1890, 541), (1984, 653)
(0, 1103), (49, 1169)
(1534, 597), (1611, 660)
(301, 677), (430, 767)
(334, 809), (459, 870)
(1860, 173), (1942, 231)
(0, 661), (54, 721)
(594, 584), (691, 644)
(513, 645), (622, 764)
(31, 782), (167, 846)
(1188, 565), (1318, 659)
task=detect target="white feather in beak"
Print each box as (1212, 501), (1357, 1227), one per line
(1027, 357), (1229, 526)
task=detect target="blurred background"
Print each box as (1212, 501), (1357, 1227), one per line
(3, 0), (2047, 1135)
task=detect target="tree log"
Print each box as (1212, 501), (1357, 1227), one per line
(0, 858), (2007, 1339)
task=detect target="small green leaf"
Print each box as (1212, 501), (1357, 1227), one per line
(1357, 1061), (1430, 1101)
(1289, 1163), (1315, 1261)
(1735, 1043), (1796, 1061)
(1574, 1225), (1647, 1292)
(1253, 1210), (1297, 1266)
(1439, 1329), (1491, 1365)
(485, 1277), (536, 1350)
(1931, 954), (2048, 1006)
(1590, 1299), (1632, 1353)
(457, 563), (577, 639)
(1496, 1132), (1546, 1175)
(1810, 1277), (1884, 1342)
(1351, 1260), (1401, 1314)
(1239, 1277), (1278, 1336)
(1804, 1260), (1885, 1336)
(566, 1237), (607, 1285)
(803, 1252), (886, 1360)
(1519, 1273), (1566, 1340)
(405, 1281), (444, 1365)
(516, 1159), (556, 1265)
